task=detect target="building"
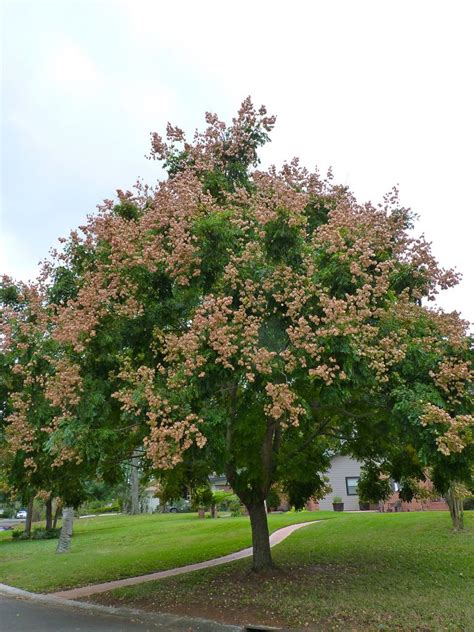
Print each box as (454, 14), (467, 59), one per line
(208, 475), (232, 493)
(319, 455), (448, 512)
(319, 455), (364, 511)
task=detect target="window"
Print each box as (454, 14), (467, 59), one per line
(345, 476), (359, 496)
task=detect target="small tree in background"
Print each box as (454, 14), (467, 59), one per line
(191, 485), (214, 518)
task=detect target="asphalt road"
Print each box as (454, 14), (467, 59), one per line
(0, 519), (24, 532)
(0, 596), (239, 632)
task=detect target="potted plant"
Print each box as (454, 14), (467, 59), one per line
(332, 496), (344, 512)
(358, 501), (370, 511)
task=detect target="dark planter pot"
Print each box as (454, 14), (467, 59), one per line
(332, 503), (344, 512)
(359, 502), (370, 511)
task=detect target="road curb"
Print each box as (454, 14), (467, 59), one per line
(0, 583), (242, 631)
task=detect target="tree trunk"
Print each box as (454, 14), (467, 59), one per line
(226, 404), (278, 572)
(445, 485), (464, 531)
(210, 502), (217, 518)
(247, 500), (273, 571)
(130, 452), (140, 515)
(45, 497), (53, 530)
(56, 506), (74, 553)
(52, 500), (61, 529)
(24, 497), (34, 538)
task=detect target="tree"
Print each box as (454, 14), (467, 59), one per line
(0, 279), (64, 526)
(9, 99), (472, 570)
(0, 278), (133, 539)
(128, 450), (141, 515)
(191, 485), (214, 518)
(56, 506), (74, 553)
(349, 311), (473, 530)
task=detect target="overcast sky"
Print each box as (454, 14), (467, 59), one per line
(1, 0), (473, 326)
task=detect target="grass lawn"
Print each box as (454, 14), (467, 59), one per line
(0, 510), (328, 592)
(89, 511), (474, 632)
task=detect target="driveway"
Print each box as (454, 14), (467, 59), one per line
(0, 595), (241, 631)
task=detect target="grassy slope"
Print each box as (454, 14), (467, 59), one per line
(91, 512), (474, 632)
(0, 511), (328, 592)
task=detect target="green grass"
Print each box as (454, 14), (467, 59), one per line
(0, 510), (328, 592)
(90, 512), (474, 631)
(2, 511), (472, 630)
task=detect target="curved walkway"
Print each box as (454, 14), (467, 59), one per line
(52, 520), (321, 600)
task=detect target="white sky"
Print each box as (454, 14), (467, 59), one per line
(1, 0), (473, 326)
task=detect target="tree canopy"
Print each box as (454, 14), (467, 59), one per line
(1, 98), (472, 568)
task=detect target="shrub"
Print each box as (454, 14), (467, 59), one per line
(357, 465), (393, 503)
(191, 486), (214, 511)
(266, 487), (281, 510)
(31, 527), (61, 540)
(227, 495), (243, 517)
(210, 491), (237, 511)
(210, 491), (242, 516)
(79, 499), (121, 515)
(11, 527), (60, 540)
(94, 503), (120, 514)
(81, 502), (120, 515)
(463, 497), (474, 511)
(11, 529), (24, 540)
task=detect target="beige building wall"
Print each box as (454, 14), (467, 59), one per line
(319, 455), (363, 511)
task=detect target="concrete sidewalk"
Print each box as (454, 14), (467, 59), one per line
(52, 520), (320, 600)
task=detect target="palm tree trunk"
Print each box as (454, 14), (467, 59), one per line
(56, 506), (74, 553)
